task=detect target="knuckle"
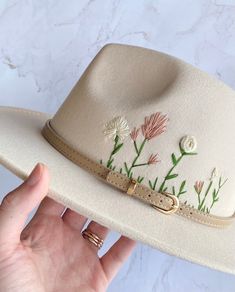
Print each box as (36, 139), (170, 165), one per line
(109, 251), (123, 264)
(1, 191), (20, 209)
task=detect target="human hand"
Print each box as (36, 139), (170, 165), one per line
(0, 163), (136, 292)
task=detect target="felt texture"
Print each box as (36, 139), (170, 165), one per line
(52, 44), (235, 217)
(0, 43), (235, 274)
(0, 107), (235, 274)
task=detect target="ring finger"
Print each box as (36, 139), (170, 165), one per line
(82, 220), (110, 249)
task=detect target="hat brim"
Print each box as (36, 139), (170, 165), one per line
(0, 106), (234, 275)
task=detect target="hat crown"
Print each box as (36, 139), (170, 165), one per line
(49, 43), (235, 217)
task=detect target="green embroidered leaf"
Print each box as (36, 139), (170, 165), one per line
(201, 205), (206, 212)
(148, 177), (158, 190)
(176, 182), (187, 197)
(112, 166), (116, 171)
(148, 180), (153, 189)
(137, 176), (144, 183)
(111, 143), (123, 155)
(119, 168), (123, 174)
(179, 180), (186, 193)
(184, 152), (198, 156)
(107, 158), (114, 168)
(163, 187), (168, 192)
(153, 177), (158, 190)
(171, 153), (178, 166)
(99, 159), (103, 164)
(172, 186), (176, 196)
(212, 189), (217, 199)
(124, 162), (129, 174)
(166, 173), (178, 180)
(180, 191), (187, 195)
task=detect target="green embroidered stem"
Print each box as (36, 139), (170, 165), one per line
(208, 177), (228, 212)
(134, 141), (139, 155)
(106, 135), (123, 169)
(198, 181), (213, 211)
(174, 180), (187, 198)
(196, 190), (202, 207)
(133, 163), (149, 168)
(197, 194), (201, 206)
(158, 144), (197, 193)
(158, 153), (183, 193)
(124, 138), (147, 177)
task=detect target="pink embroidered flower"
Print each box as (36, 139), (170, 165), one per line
(130, 127), (140, 141)
(194, 181), (204, 194)
(148, 154), (160, 165)
(141, 112), (169, 140)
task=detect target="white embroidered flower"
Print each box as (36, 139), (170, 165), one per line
(180, 135), (197, 153)
(210, 167), (219, 181)
(103, 116), (130, 141)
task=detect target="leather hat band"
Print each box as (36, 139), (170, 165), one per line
(41, 119), (235, 228)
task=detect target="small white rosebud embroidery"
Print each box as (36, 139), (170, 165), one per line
(103, 116), (130, 141)
(210, 167), (219, 181)
(180, 135), (197, 153)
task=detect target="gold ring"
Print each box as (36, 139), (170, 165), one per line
(82, 228), (104, 249)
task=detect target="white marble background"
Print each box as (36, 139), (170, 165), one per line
(0, 0), (235, 291)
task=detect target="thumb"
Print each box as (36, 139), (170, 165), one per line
(0, 163), (49, 246)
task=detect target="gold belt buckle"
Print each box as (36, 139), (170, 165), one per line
(126, 178), (179, 215)
(152, 192), (179, 214)
(127, 178), (137, 195)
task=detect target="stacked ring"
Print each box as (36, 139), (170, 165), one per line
(82, 228), (104, 249)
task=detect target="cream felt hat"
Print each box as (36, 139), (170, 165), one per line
(0, 43), (235, 275)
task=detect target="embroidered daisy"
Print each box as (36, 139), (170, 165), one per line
(103, 116), (130, 141)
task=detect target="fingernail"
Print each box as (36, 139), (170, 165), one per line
(26, 163), (43, 186)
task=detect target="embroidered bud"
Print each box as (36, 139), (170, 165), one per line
(130, 127), (140, 141)
(210, 167), (218, 181)
(180, 135), (197, 153)
(194, 180), (204, 194)
(148, 154), (160, 165)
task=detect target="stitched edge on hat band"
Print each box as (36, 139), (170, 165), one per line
(41, 119), (235, 228)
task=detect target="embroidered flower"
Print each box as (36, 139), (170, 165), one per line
(130, 127), (140, 141)
(103, 116), (130, 141)
(141, 112), (169, 140)
(194, 181), (204, 194)
(100, 112), (227, 215)
(148, 153), (160, 165)
(180, 135), (197, 153)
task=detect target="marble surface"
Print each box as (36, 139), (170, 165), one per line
(0, 0), (235, 291)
